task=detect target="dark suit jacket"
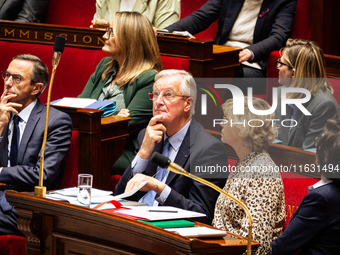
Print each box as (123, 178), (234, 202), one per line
(271, 182), (340, 255)
(0, 0), (49, 22)
(166, 0), (297, 63)
(0, 99), (72, 191)
(276, 87), (340, 149)
(115, 118), (228, 224)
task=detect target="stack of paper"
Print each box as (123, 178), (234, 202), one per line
(112, 206), (206, 221)
(46, 187), (115, 206)
(51, 97), (116, 117)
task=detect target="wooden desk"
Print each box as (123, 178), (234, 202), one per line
(0, 20), (241, 78)
(53, 106), (130, 190)
(6, 190), (259, 255)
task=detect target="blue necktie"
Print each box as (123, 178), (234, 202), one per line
(10, 115), (20, 166)
(142, 139), (170, 205)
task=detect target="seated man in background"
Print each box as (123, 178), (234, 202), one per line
(0, 54), (72, 236)
(115, 69), (228, 224)
(91, 0), (180, 29)
(164, 0), (297, 94)
(0, 0), (50, 23)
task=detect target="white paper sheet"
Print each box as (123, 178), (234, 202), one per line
(111, 181), (148, 200)
(52, 97), (96, 108)
(114, 206), (206, 221)
(165, 226), (227, 238)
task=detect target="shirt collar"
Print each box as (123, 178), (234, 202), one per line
(313, 177), (333, 189)
(16, 99), (37, 123)
(104, 63), (118, 87)
(165, 119), (191, 152)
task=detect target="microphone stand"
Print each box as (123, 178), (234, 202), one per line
(34, 49), (63, 197)
(166, 161), (253, 255)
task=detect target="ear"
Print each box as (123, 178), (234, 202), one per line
(291, 68), (295, 78)
(31, 82), (44, 96)
(183, 97), (192, 113)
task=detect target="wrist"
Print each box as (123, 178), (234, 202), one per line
(138, 149), (151, 160)
(156, 182), (166, 195)
(245, 49), (254, 61)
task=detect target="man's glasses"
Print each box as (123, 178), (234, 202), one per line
(148, 90), (189, 102)
(105, 27), (114, 38)
(1, 71), (23, 84)
(276, 58), (291, 69)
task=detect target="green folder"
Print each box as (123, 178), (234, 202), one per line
(137, 219), (195, 228)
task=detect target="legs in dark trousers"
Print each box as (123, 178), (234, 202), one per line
(0, 191), (24, 236)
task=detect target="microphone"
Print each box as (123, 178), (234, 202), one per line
(35, 36), (66, 198)
(52, 36), (66, 71)
(150, 152), (253, 255)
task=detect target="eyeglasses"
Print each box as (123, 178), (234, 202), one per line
(105, 27), (114, 38)
(1, 71), (23, 84)
(276, 58), (291, 69)
(148, 90), (189, 102)
(220, 117), (229, 125)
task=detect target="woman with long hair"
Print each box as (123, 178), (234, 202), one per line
(79, 12), (163, 175)
(275, 39), (340, 149)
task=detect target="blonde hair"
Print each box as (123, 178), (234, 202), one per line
(281, 38), (332, 99)
(223, 97), (278, 151)
(102, 12), (163, 88)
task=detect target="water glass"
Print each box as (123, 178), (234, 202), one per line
(77, 174), (93, 207)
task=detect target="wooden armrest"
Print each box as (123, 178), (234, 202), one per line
(0, 183), (7, 190)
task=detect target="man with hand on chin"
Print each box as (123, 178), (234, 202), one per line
(115, 69), (228, 224)
(0, 54), (72, 236)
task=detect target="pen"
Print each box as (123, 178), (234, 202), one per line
(148, 209), (178, 213)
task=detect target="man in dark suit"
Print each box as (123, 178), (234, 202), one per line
(115, 70), (228, 224)
(271, 118), (340, 254)
(0, 0), (50, 22)
(165, 0), (297, 94)
(0, 54), (72, 235)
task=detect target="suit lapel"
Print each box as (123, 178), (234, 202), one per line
(281, 105), (293, 139)
(287, 98), (313, 145)
(17, 100), (43, 164)
(221, 0), (245, 37)
(254, 0), (274, 42)
(0, 0), (6, 9)
(144, 137), (165, 177)
(287, 110), (300, 144)
(165, 120), (198, 185)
